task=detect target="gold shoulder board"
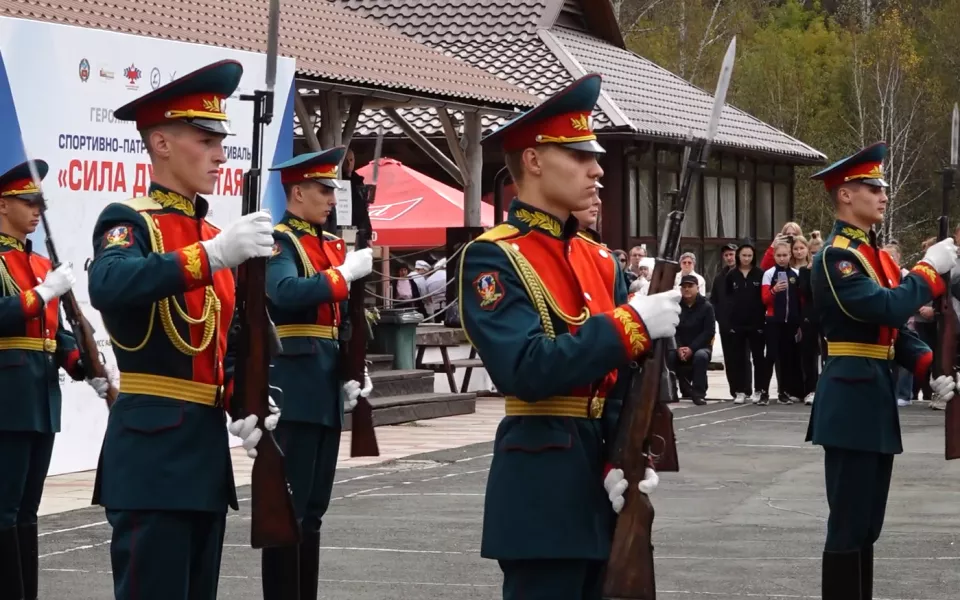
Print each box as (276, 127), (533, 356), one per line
(477, 223), (519, 242)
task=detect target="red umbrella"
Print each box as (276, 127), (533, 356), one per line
(356, 158), (503, 247)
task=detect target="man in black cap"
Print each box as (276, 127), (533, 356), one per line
(710, 242), (738, 399)
(668, 274), (716, 405)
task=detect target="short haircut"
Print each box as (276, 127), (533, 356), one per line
(504, 151), (525, 184)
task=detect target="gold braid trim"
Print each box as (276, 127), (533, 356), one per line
(276, 227), (317, 277)
(493, 241), (591, 338)
(0, 256), (19, 296)
(108, 214), (220, 356)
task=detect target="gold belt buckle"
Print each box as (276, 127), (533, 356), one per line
(43, 339), (56, 353)
(588, 397), (605, 419)
(887, 345), (895, 360)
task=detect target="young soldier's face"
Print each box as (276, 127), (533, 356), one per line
(154, 124), (227, 195)
(292, 181), (337, 225)
(572, 195), (601, 228)
(535, 145), (603, 212)
(842, 182), (887, 225)
(0, 198), (41, 235)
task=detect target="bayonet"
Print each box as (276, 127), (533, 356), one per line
(951, 103), (958, 168)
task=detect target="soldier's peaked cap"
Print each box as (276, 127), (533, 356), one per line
(0, 160), (48, 205)
(269, 146), (345, 190)
(481, 74), (605, 154)
(114, 59), (243, 136)
(810, 141), (888, 190)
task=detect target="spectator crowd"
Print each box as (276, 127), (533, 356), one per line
(614, 221), (952, 411)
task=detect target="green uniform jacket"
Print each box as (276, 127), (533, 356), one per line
(806, 220), (942, 454)
(88, 184), (243, 513)
(266, 212), (349, 428)
(460, 199), (655, 561)
(0, 234), (83, 433)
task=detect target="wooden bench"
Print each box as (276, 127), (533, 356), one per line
(419, 347), (486, 394)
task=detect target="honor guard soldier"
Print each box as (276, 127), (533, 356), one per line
(261, 146), (374, 600)
(86, 60), (282, 600)
(573, 181), (602, 243)
(458, 74), (682, 600)
(0, 160), (111, 600)
(806, 141), (960, 599)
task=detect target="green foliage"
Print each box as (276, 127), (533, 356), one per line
(621, 0), (959, 257)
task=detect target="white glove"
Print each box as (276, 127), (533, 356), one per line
(628, 289), (682, 339)
(604, 468), (629, 514)
(335, 248), (374, 284)
(34, 263), (76, 303)
(227, 391), (281, 459)
(343, 366), (374, 410)
(921, 238), (959, 274)
(200, 210), (274, 272)
(86, 362), (119, 399)
(931, 373), (960, 403)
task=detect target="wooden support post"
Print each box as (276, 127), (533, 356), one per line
(463, 112), (483, 227)
(294, 91), (322, 151)
(326, 92), (343, 146)
(436, 108), (470, 180)
(341, 97), (365, 150)
(382, 107), (464, 186)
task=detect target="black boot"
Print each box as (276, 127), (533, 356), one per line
(299, 530), (320, 600)
(0, 526), (25, 600)
(822, 550), (861, 600)
(16, 525), (37, 600)
(860, 544), (873, 600)
(261, 545), (300, 600)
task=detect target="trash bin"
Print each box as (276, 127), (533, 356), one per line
(371, 308), (424, 370)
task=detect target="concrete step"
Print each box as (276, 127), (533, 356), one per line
(369, 369), (435, 398)
(343, 392), (477, 430)
(367, 354), (394, 372)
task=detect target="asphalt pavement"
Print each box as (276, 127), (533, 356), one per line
(36, 401), (960, 599)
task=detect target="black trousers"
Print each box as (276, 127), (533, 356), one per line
(0, 432), (55, 529)
(799, 321), (820, 397)
(718, 330), (736, 398)
(667, 348), (711, 398)
(106, 509), (226, 600)
(763, 322), (802, 398)
(499, 559), (605, 600)
(727, 329), (765, 395)
(823, 447), (894, 552)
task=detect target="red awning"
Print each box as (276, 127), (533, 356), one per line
(357, 158), (503, 247)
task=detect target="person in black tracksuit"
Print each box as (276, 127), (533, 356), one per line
(796, 257), (819, 404)
(710, 242), (738, 400)
(724, 240), (766, 404)
(761, 242), (804, 405)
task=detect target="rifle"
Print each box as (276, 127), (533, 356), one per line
(941, 103), (960, 461)
(342, 127), (384, 458)
(603, 37), (737, 600)
(21, 155), (120, 408)
(234, 0), (300, 549)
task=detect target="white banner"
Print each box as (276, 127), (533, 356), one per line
(0, 17), (297, 475)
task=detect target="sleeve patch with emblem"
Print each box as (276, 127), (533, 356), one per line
(271, 242), (281, 257)
(836, 260), (855, 277)
(103, 225), (133, 249)
(474, 271), (504, 310)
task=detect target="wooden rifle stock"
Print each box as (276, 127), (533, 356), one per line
(41, 211), (118, 407)
(235, 85), (299, 549)
(343, 227), (379, 457)
(938, 163), (960, 459)
(603, 259), (680, 600)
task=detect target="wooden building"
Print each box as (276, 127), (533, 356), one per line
(328, 0), (827, 280)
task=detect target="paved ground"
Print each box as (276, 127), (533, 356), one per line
(34, 398), (960, 600)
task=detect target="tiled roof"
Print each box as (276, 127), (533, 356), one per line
(331, 0), (826, 164)
(547, 27), (825, 162)
(0, 0), (538, 109)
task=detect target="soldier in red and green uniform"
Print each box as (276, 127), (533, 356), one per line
(806, 141), (960, 599)
(261, 146), (374, 600)
(458, 74), (682, 600)
(0, 160), (112, 600)
(87, 60), (281, 600)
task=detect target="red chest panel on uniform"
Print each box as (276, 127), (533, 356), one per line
(511, 232), (620, 395)
(857, 244), (900, 347)
(1, 248), (59, 340)
(151, 212), (236, 385)
(301, 234), (345, 326)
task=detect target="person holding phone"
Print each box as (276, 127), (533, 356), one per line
(759, 240), (804, 404)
